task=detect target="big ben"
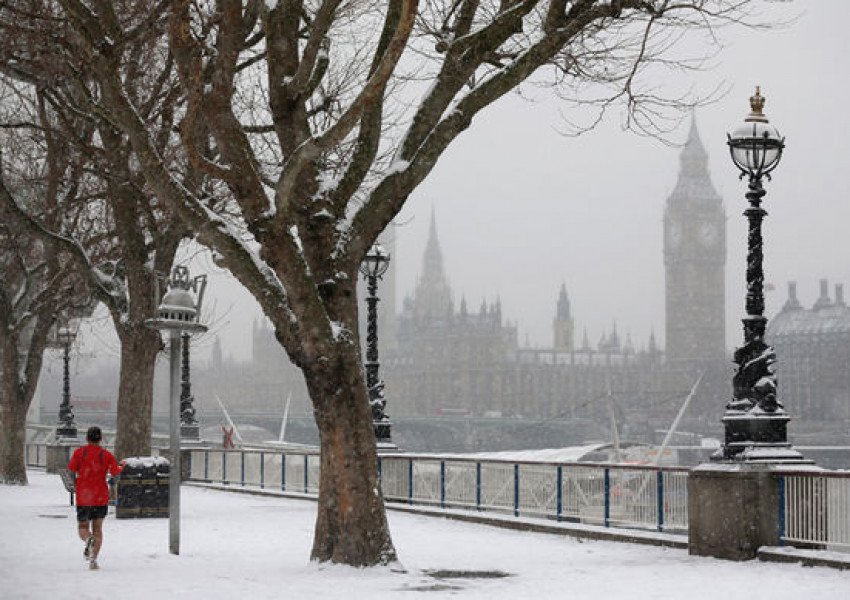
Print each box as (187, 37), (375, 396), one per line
(664, 118), (726, 367)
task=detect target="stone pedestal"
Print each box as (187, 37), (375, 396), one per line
(688, 464), (781, 560)
(179, 442), (205, 480)
(46, 443), (74, 474)
(180, 423), (200, 441)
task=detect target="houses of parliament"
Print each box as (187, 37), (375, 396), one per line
(197, 119), (850, 446)
(380, 119), (728, 439)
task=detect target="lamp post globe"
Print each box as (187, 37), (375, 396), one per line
(716, 87), (808, 463)
(727, 87), (785, 180)
(359, 243), (394, 448)
(360, 242), (390, 280)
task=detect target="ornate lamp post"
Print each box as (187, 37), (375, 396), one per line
(359, 243), (394, 448)
(55, 320), (79, 440)
(146, 265), (208, 555)
(718, 87), (807, 462)
(179, 332), (200, 441)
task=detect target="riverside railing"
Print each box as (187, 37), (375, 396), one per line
(24, 439), (849, 551)
(778, 469), (850, 552)
(184, 449), (690, 534)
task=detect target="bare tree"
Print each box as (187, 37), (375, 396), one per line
(10, 0), (755, 564)
(0, 85), (90, 483)
(0, 2), (196, 461)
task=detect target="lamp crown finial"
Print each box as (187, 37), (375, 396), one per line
(746, 86), (768, 123)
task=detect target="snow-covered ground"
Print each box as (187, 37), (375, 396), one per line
(1, 470), (847, 600)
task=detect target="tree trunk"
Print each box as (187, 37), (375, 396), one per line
(0, 347), (28, 485)
(306, 346), (397, 566)
(113, 326), (161, 460)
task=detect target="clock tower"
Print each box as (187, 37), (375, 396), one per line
(664, 118), (726, 366)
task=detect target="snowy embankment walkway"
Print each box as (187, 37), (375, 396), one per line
(1, 471), (848, 600)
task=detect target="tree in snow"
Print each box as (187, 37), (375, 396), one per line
(7, 0), (758, 564)
(0, 85), (91, 483)
(0, 2), (202, 461)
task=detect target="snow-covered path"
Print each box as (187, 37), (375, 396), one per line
(1, 470), (847, 600)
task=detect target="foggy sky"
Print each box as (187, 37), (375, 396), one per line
(393, 1), (849, 356)
(72, 2), (850, 368)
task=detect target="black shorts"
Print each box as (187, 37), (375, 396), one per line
(76, 505), (108, 522)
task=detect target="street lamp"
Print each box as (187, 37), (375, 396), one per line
(718, 87), (806, 462)
(359, 243), (394, 448)
(179, 332), (200, 441)
(146, 265), (208, 555)
(54, 319), (79, 440)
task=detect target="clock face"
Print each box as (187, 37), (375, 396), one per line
(698, 222), (719, 246)
(669, 221), (682, 247)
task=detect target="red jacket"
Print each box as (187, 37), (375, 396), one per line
(68, 444), (121, 507)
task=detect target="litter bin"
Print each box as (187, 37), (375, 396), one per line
(116, 457), (170, 519)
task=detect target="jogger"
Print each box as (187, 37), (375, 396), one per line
(68, 426), (122, 570)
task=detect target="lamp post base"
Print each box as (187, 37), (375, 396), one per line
(180, 423), (201, 441)
(55, 425), (78, 440)
(374, 420), (397, 452)
(713, 411), (812, 463)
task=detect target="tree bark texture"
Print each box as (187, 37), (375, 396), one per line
(0, 339), (29, 484)
(113, 326), (161, 460)
(306, 344), (396, 565)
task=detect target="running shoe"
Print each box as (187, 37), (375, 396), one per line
(84, 535), (96, 560)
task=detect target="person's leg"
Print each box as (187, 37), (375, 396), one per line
(77, 520), (91, 543)
(76, 506), (92, 542)
(90, 518), (104, 559)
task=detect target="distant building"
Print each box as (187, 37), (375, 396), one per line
(663, 119), (726, 367)
(384, 119), (732, 435)
(768, 280), (850, 429)
(384, 207), (690, 436)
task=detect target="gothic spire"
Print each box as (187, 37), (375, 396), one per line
(668, 114), (721, 207)
(557, 283), (571, 320)
(413, 208), (454, 320)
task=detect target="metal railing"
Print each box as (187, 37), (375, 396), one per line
(188, 448), (321, 495)
(379, 455), (690, 532)
(185, 449), (689, 534)
(24, 439), (850, 551)
(778, 470), (850, 551)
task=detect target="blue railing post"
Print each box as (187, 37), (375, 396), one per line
(476, 462), (482, 512)
(222, 451), (227, 485)
(304, 454), (309, 494)
(556, 466), (563, 522)
(778, 476), (786, 547)
(260, 452), (265, 489)
(281, 454), (287, 492)
(204, 450), (209, 482)
(514, 464), (520, 518)
(241, 452), (246, 486)
(408, 458), (414, 505)
(187, 451), (193, 480)
(604, 468), (611, 528)
(440, 461), (446, 509)
(656, 471), (664, 532)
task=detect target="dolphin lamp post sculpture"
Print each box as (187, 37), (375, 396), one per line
(54, 319), (80, 440)
(719, 87), (807, 463)
(359, 243), (395, 448)
(146, 265), (208, 554)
